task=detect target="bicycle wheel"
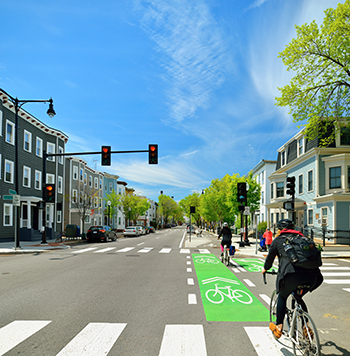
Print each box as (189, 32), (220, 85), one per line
(231, 289), (253, 304)
(269, 290), (278, 324)
(291, 311), (320, 356)
(225, 250), (230, 266)
(206, 289), (224, 304)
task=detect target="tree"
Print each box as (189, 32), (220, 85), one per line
(276, 1), (350, 146)
(179, 192), (202, 226)
(119, 193), (150, 226)
(104, 190), (122, 227)
(158, 194), (178, 226)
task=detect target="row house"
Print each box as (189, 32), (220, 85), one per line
(264, 124), (350, 244)
(0, 89), (68, 242)
(64, 157), (105, 232)
(116, 181), (127, 231)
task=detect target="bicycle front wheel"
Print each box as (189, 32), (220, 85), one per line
(292, 311), (320, 356)
(269, 290), (278, 324)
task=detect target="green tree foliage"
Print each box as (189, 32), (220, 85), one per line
(104, 190), (122, 225)
(276, 1), (350, 146)
(158, 194), (178, 226)
(118, 193), (150, 225)
(179, 192), (202, 225)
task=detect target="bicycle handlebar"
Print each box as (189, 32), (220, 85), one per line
(263, 269), (277, 284)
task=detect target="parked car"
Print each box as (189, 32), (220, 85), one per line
(123, 226), (139, 237)
(146, 226), (155, 233)
(86, 226), (116, 242)
(187, 225), (196, 234)
(136, 226), (146, 235)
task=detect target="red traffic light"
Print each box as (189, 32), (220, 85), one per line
(44, 184), (55, 203)
(101, 146), (111, 166)
(148, 144), (158, 164)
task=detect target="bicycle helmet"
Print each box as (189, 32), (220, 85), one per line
(223, 222), (228, 227)
(277, 219), (295, 230)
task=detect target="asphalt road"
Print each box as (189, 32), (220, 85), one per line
(0, 226), (349, 355)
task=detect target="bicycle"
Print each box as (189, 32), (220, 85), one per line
(205, 284), (253, 304)
(263, 270), (320, 356)
(221, 246), (230, 266)
(55, 231), (65, 243)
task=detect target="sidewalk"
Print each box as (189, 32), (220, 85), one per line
(0, 239), (76, 254)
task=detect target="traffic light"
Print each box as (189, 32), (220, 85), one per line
(44, 184), (55, 203)
(149, 144), (158, 164)
(286, 176), (296, 196)
(101, 146), (111, 166)
(237, 182), (247, 204)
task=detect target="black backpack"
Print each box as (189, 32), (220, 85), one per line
(283, 233), (322, 269)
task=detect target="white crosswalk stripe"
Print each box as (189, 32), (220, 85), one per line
(138, 247), (153, 253)
(56, 322), (127, 356)
(116, 247), (135, 253)
(72, 247), (98, 254)
(159, 248), (172, 253)
(322, 263), (350, 286)
(0, 320), (51, 355)
(94, 247), (117, 253)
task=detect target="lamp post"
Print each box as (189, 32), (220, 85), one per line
(128, 207), (131, 226)
(107, 200), (111, 227)
(3, 93), (55, 249)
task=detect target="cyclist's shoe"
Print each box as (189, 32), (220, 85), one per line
(269, 323), (282, 339)
(303, 325), (314, 340)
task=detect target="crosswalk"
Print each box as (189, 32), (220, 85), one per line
(321, 262), (350, 292)
(71, 246), (211, 255)
(0, 320), (289, 355)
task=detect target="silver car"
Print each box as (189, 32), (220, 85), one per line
(123, 226), (139, 237)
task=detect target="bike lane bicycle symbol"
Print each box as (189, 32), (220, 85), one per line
(202, 277), (253, 305)
(194, 256), (220, 264)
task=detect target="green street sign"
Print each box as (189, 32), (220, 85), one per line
(3, 195), (13, 200)
(9, 189), (17, 195)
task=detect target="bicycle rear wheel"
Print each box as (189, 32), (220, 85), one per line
(269, 290), (278, 324)
(292, 311), (320, 356)
(225, 250), (230, 266)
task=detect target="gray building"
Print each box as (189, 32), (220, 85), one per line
(0, 89), (68, 242)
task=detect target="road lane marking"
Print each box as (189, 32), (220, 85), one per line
(324, 279), (350, 284)
(159, 248), (172, 253)
(180, 249), (190, 254)
(56, 322), (126, 356)
(159, 325), (207, 356)
(73, 248), (98, 254)
(231, 268), (241, 273)
(0, 320), (51, 356)
(138, 247), (153, 253)
(94, 247), (116, 253)
(244, 326), (292, 356)
(137, 242), (145, 246)
(320, 267), (350, 270)
(188, 294), (197, 304)
(343, 288), (350, 293)
(187, 278), (194, 285)
(187, 261), (191, 265)
(322, 272), (350, 276)
(187, 268), (193, 272)
(116, 247), (135, 253)
(198, 249), (210, 254)
(259, 294), (271, 305)
(243, 279), (256, 287)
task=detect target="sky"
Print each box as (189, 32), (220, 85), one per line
(0, 0), (343, 202)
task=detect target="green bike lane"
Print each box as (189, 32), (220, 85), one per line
(192, 254), (269, 322)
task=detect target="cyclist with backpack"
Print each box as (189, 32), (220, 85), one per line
(218, 222), (232, 256)
(262, 219), (323, 339)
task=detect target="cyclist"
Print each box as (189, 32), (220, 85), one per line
(261, 219), (323, 339)
(218, 222), (232, 256)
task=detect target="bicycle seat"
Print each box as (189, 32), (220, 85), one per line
(295, 284), (311, 296)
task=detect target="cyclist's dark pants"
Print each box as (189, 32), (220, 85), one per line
(276, 272), (323, 325)
(221, 239), (231, 249)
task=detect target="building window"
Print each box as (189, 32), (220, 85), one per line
(4, 160), (14, 183)
(261, 191), (264, 205)
(47, 142), (55, 161)
(329, 166), (341, 189)
(298, 174), (303, 194)
(58, 176), (63, 194)
(23, 166), (31, 187)
(321, 207), (328, 225)
(100, 179), (102, 189)
(276, 182), (284, 198)
(72, 189), (77, 203)
(94, 177), (98, 189)
(36, 137), (43, 157)
(262, 172), (264, 184)
(308, 170), (314, 192)
(94, 197), (98, 208)
(308, 209), (314, 225)
(4, 204), (13, 226)
(298, 138), (304, 156)
(109, 182), (113, 192)
(57, 210), (62, 223)
(84, 173), (87, 185)
(6, 121), (15, 144)
(281, 151), (286, 166)
(340, 126), (350, 145)
(24, 130), (32, 152)
(73, 166), (78, 180)
(271, 213), (274, 224)
(89, 176), (92, 187)
(35, 170), (41, 190)
(80, 169), (83, 182)
(276, 213), (279, 222)
(58, 147), (64, 164)
(270, 183), (274, 199)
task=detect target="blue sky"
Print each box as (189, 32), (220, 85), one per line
(0, 0), (342, 202)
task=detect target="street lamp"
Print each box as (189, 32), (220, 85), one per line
(107, 200), (111, 227)
(128, 207), (131, 226)
(2, 93), (56, 249)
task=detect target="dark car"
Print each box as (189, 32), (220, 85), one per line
(86, 225), (116, 243)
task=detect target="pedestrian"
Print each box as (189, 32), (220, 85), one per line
(263, 227), (273, 251)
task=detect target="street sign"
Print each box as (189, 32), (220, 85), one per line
(3, 195), (13, 200)
(13, 195), (20, 206)
(9, 189), (17, 195)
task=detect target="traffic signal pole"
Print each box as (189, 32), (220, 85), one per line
(40, 146), (157, 244)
